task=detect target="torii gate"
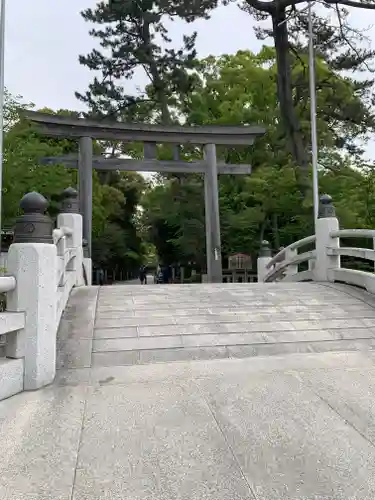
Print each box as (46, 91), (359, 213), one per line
(25, 111), (265, 283)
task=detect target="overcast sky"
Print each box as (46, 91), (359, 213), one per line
(5, 0), (375, 158)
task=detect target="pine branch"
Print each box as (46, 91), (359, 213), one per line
(244, 0), (275, 13)
(328, 0), (375, 9)
(334, 4), (374, 72)
(246, 0), (375, 11)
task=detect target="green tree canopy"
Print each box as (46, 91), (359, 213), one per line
(240, 0), (375, 191)
(76, 0), (209, 123)
(1, 89), (147, 277)
(141, 48), (375, 267)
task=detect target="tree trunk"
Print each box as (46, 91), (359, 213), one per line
(271, 213), (280, 249)
(141, 19), (171, 125)
(272, 8), (310, 196)
(156, 87), (171, 124)
(259, 219), (266, 244)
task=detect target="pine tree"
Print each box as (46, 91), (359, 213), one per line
(76, 0), (219, 124)
(241, 0), (375, 193)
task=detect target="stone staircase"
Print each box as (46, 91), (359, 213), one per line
(86, 282), (375, 367)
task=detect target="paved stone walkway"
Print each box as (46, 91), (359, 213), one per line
(2, 282), (375, 499)
(60, 282), (375, 370)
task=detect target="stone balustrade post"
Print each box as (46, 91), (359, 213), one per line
(285, 247), (298, 277)
(58, 187), (84, 285)
(308, 258), (315, 272)
(257, 240), (272, 282)
(314, 194), (340, 282)
(6, 192), (57, 390)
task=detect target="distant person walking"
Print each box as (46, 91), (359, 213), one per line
(162, 264), (171, 284)
(98, 268), (104, 286)
(139, 265), (147, 285)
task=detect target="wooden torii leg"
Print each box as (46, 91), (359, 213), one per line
(79, 136), (93, 256)
(204, 143), (223, 283)
(204, 171), (213, 281)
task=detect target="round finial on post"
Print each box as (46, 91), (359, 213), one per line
(260, 240), (271, 257)
(20, 191), (48, 214)
(13, 192), (53, 243)
(61, 187), (79, 213)
(318, 194), (336, 218)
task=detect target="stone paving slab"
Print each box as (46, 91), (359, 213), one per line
(92, 349), (140, 367)
(94, 326), (138, 339)
(196, 366), (375, 500)
(93, 335), (184, 352)
(295, 365), (375, 444)
(72, 379), (256, 500)
(0, 385), (87, 500)
(3, 352), (375, 499)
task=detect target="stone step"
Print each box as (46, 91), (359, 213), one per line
(94, 320), (375, 338)
(58, 283), (375, 371)
(96, 306), (375, 319)
(91, 337), (375, 367)
(98, 296), (359, 307)
(90, 283), (375, 367)
(91, 322), (375, 367)
(94, 315), (375, 330)
(93, 328), (375, 352)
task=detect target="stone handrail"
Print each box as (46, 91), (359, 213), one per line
(330, 229), (375, 239)
(55, 225), (78, 324)
(53, 226), (73, 244)
(326, 228), (375, 294)
(0, 276), (16, 293)
(0, 188), (91, 400)
(264, 250), (316, 282)
(265, 235), (316, 270)
(261, 235), (316, 283)
(257, 195), (375, 294)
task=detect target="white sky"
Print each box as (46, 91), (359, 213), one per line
(5, 0), (375, 158)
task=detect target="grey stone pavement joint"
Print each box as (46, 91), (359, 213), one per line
(2, 282), (375, 499)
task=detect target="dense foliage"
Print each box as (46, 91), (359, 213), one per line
(140, 48), (375, 268)
(241, 0), (375, 194)
(84, 0), (375, 195)
(1, 94), (147, 277)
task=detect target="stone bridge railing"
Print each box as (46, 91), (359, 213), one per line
(0, 188), (90, 400)
(257, 194), (375, 293)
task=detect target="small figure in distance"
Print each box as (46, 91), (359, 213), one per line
(139, 264), (147, 285)
(155, 264), (162, 284)
(162, 264), (171, 284)
(98, 268), (104, 286)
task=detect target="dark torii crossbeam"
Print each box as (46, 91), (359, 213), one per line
(25, 111), (265, 283)
(41, 155), (253, 175)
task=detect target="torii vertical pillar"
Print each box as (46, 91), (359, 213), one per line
(204, 172), (213, 280)
(79, 136), (93, 255)
(204, 143), (222, 283)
